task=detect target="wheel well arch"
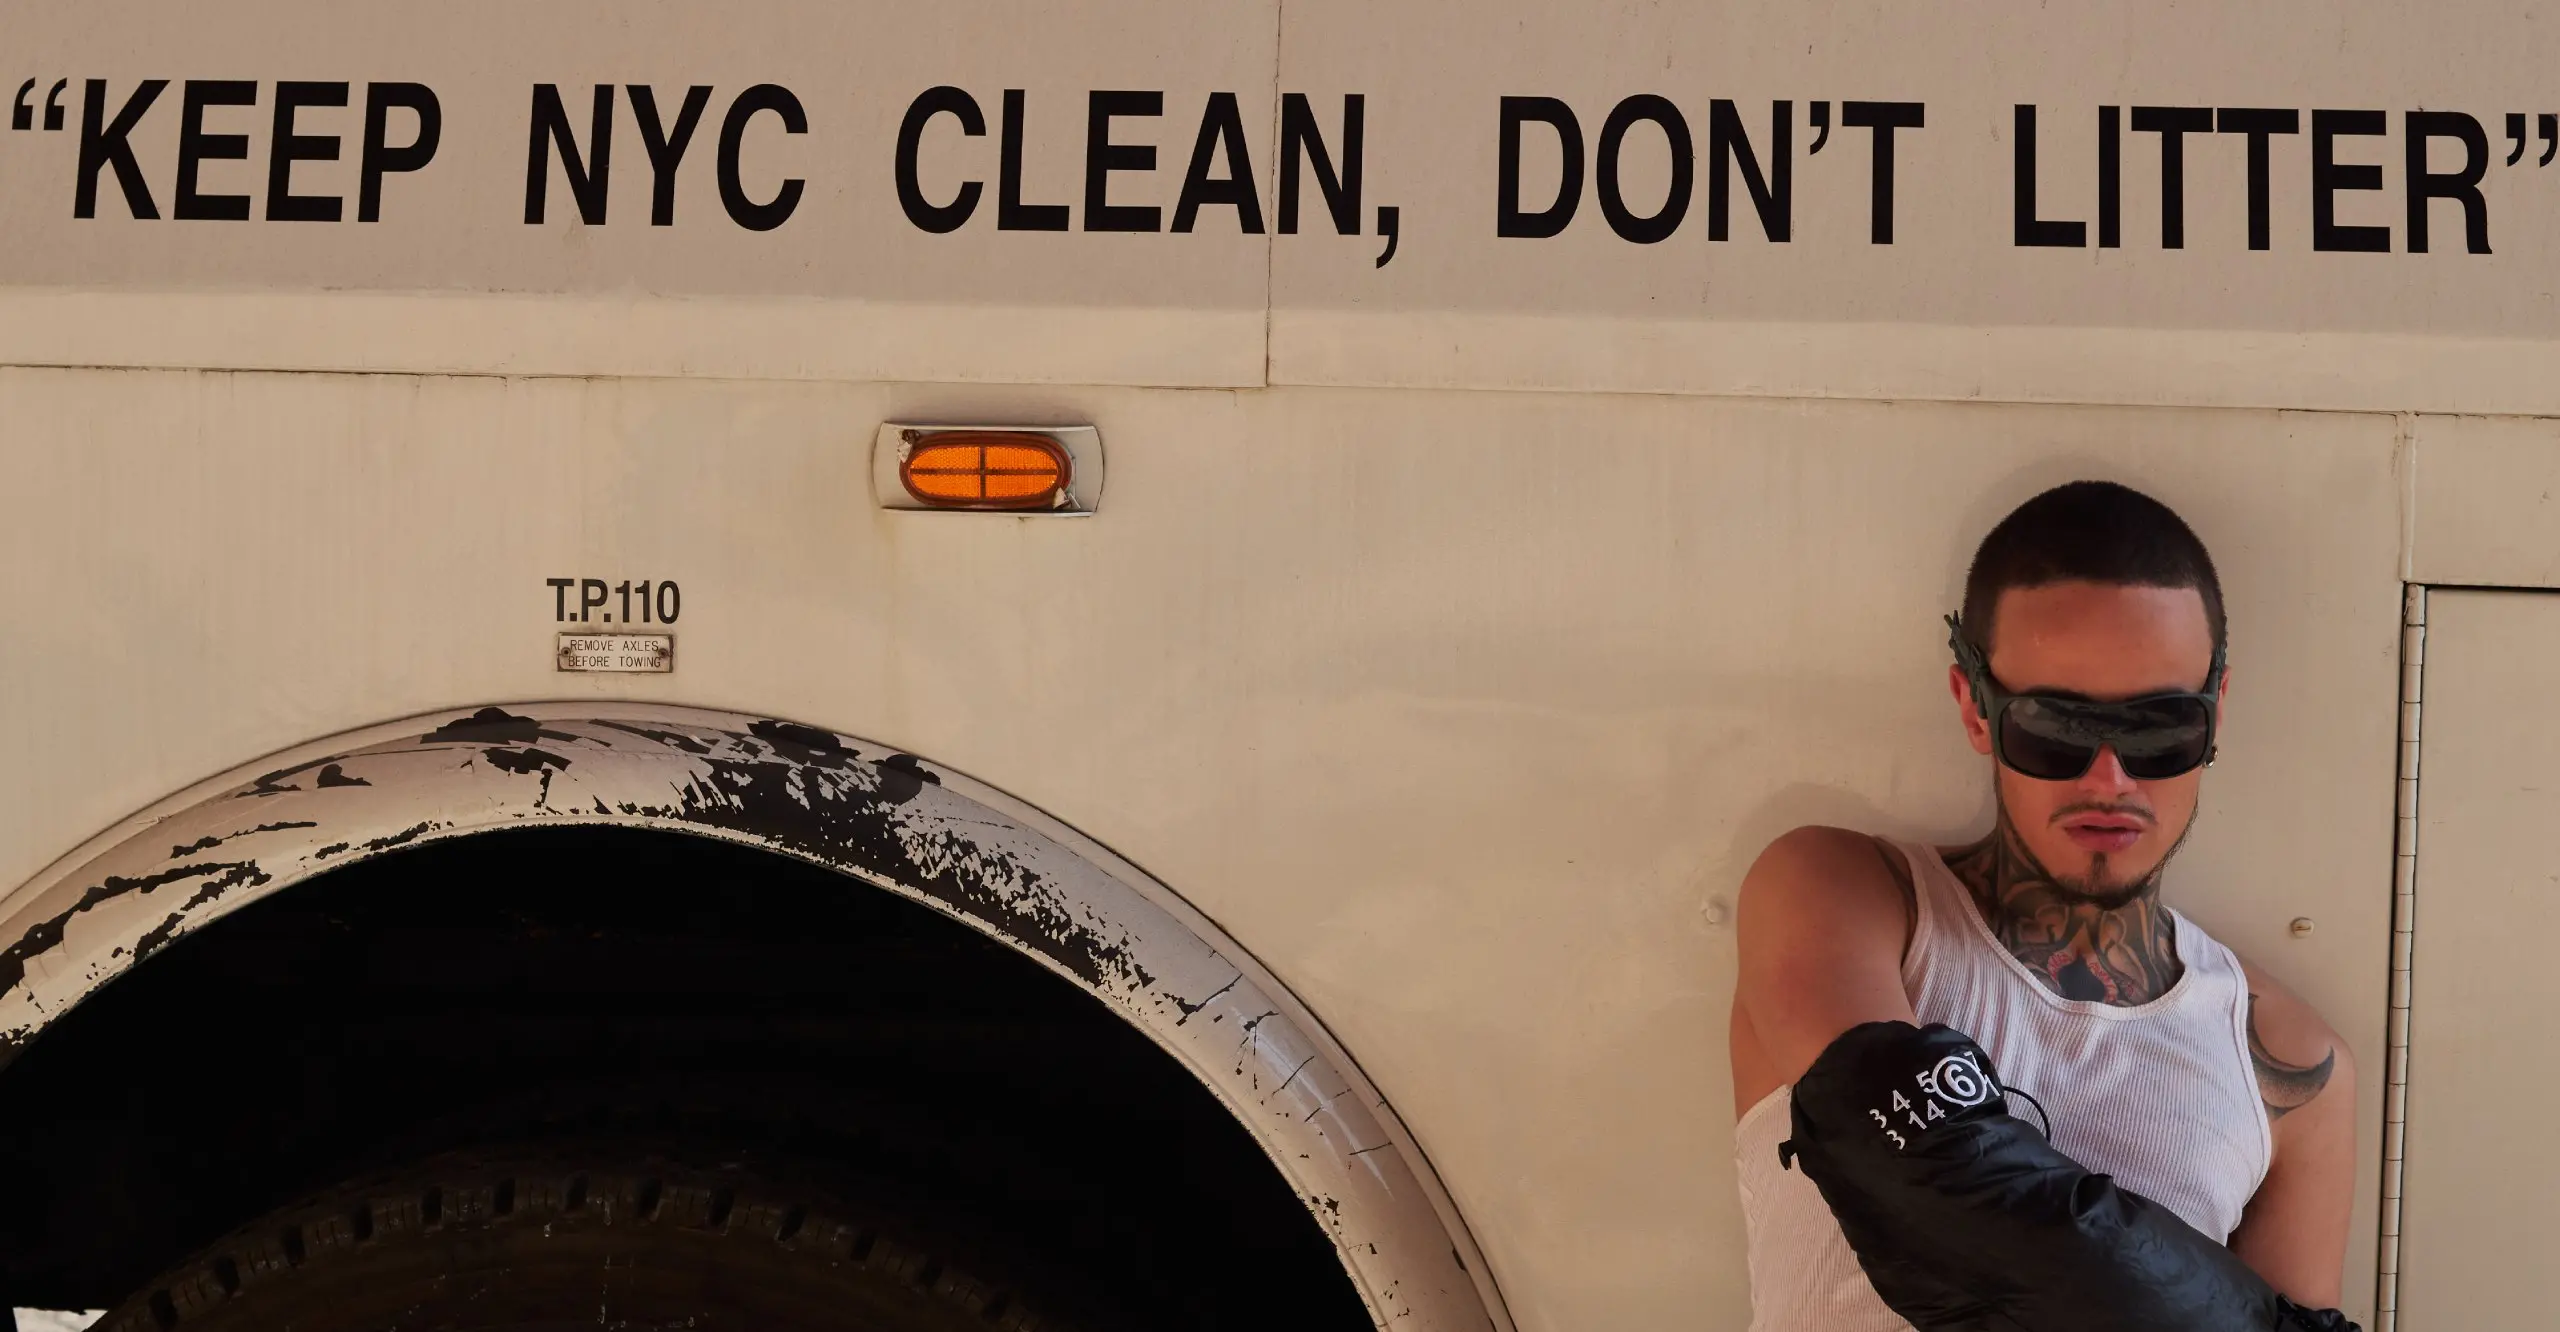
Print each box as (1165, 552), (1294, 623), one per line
(0, 704), (1504, 1331)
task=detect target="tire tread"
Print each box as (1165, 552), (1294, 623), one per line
(97, 1153), (1074, 1332)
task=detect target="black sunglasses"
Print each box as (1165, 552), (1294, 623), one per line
(1945, 613), (2223, 782)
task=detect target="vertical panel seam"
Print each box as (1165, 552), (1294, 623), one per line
(2374, 582), (2426, 1331)
(2395, 412), (2418, 583)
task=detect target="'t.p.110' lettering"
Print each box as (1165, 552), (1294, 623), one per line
(547, 577), (681, 626)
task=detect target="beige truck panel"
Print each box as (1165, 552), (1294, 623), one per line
(0, 370), (2404, 1328)
(2396, 589), (2560, 1328)
(2410, 415), (2560, 588)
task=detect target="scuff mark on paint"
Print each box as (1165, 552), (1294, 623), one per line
(746, 718), (853, 769)
(641, 725), (1155, 994)
(241, 756), (343, 798)
(129, 869), (257, 964)
(874, 752), (940, 806)
(0, 860), (273, 995)
(1173, 973), (1241, 1026)
(591, 720), (713, 754)
(420, 707), (581, 747)
(1273, 1053), (1320, 1100)
(362, 821), (440, 854)
(483, 748), (571, 776)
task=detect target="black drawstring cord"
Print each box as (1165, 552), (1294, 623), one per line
(2003, 1083), (2053, 1139)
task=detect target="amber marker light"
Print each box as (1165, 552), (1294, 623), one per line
(899, 430), (1074, 510)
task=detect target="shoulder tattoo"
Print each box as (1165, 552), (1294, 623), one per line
(2246, 991), (2337, 1121)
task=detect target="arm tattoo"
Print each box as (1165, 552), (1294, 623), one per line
(2246, 991), (2336, 1120)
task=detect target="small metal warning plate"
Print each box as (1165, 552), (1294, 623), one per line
(557, 633), (674, 673)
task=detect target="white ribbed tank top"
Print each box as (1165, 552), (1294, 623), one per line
(1732, 837), (2272, 1332)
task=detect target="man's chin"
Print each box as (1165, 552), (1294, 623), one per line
(2050, 853), (2161, 908)
(2020, 841), (2159, 906)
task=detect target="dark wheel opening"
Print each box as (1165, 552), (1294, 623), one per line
(94, 1151), (1075, 1332)
(0, 827), (1370, 1331)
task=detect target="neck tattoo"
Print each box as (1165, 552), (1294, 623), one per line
(1941, 812), (2184, 1006)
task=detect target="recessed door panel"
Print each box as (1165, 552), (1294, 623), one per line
(2400, 589), (2560, 1329)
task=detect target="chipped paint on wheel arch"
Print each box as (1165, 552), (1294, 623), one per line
(0, 703), (1502, 1332)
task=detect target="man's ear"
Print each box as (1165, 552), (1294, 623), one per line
(1949, 664), (1994, 756)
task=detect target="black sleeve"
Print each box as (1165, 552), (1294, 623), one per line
(1777, 1020), (2359, 1332)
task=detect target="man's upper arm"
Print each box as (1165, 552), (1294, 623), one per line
(2229, 959), (2358, 1308)
(1734, 825), (1920, 1084)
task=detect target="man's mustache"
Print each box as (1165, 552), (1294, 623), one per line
(2049, 801), (2155, 826)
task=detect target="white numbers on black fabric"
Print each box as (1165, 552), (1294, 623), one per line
(1864, 1049), (1995, 1151)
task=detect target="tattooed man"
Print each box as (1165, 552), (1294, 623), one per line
(1728, 481), (2356, 1330)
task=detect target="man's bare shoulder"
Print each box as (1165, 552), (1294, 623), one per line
(2230, 952), (2355, 1125)
(1732, 825), (1924, 1087)
(1736, 825), (1916, 938)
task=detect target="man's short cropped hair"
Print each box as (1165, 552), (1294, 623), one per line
(1959, 480), (2226, 659)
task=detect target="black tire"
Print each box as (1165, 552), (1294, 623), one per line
(93, 1152), (1083, 1332)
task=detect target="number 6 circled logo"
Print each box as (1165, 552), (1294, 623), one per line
(1930, 1053), (1993, 1108)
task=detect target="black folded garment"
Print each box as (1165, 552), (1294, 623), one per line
(1778, 1020), (2358, 1332)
